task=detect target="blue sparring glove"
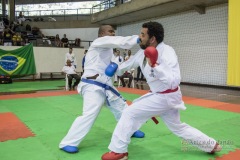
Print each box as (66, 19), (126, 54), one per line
(105, 62), (118, 77)
(137, 37), (141, 44)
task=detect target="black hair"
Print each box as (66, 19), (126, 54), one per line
(98, 24), (114, 37)
(142, 21), (164, 43)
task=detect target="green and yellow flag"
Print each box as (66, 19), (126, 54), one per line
(0, 43), (36, 77)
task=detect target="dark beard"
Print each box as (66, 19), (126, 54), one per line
(139, 40), (150, 49)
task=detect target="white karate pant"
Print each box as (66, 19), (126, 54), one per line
(59, 83), (127, 148)
(114, 74), (118, 82)
(108, 91), (216, 153)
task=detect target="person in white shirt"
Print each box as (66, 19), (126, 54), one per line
(112, 49), (123, 82)
(65, 47), (77, 68)
(42, 34), (51, 45)
(62, 59), (80, 90)
(124, 49), (132, 61)
(102, 21), (222, 160)
(18, 12), (25, 24)
(59, 25), (145, 154)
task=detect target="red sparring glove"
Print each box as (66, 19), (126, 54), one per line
(144, 46), (158, 67)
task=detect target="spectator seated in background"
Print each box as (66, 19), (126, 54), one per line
(74, 38), (81, 47)
(61, 34), (69, 47)
(31, 26), (42, 39)
(26, 24), (32, 32)
(12, 32), (23, 46)
(55, 34), (61, 47)
(62, 59), (80, 91)
(42, 34), (51, 46)
(119, 51), (134, 88)
(119, 69), (134, 88)
(3, 27), (14, 46)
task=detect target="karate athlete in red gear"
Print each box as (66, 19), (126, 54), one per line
(101, 21), (222, 160)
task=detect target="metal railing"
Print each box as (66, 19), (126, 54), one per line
(0, 8), (92, 21)
(91, 0), (116, 13)
(91, 0), (131, 14)
(14, 8), (92, 21)
(0, 0), (132, 21)
(15, 8), (92, 17)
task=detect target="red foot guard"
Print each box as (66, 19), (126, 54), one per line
(209, 143), (222, 154)
(102, 151), (128, 160)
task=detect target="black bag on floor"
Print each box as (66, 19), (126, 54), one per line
(0, 75), (12, 84)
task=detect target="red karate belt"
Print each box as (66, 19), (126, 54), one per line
(150, 87), (179, 124)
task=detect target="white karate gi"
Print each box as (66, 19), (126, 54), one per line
(65, 52), (77, 67)
(108, 42), (217, 153)
(62, 65), (77, 74)
(59, 35), (139, 148)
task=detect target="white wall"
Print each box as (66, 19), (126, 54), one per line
(1, 46), (85, 79)
(118, 4), (228, 86)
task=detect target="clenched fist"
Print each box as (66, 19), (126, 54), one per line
(144, 46), (158, 67)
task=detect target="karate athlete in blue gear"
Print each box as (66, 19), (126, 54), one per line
(59, 25), (145, 153)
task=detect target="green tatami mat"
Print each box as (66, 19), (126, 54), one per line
(0, 138), (57, 160)
(0, 93), (239, 160)
(0, 80), (65, 92)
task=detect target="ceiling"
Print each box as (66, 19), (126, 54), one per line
(91, 0), (228, 25)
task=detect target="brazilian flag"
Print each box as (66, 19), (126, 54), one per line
(0, 43), (36, 77)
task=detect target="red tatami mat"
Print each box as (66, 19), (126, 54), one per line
(0, 112), (35, 142)
(0, 90), (77, 100)
(216, 149), (240, 160)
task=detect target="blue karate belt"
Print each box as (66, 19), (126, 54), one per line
(81, 78), (125, 106)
